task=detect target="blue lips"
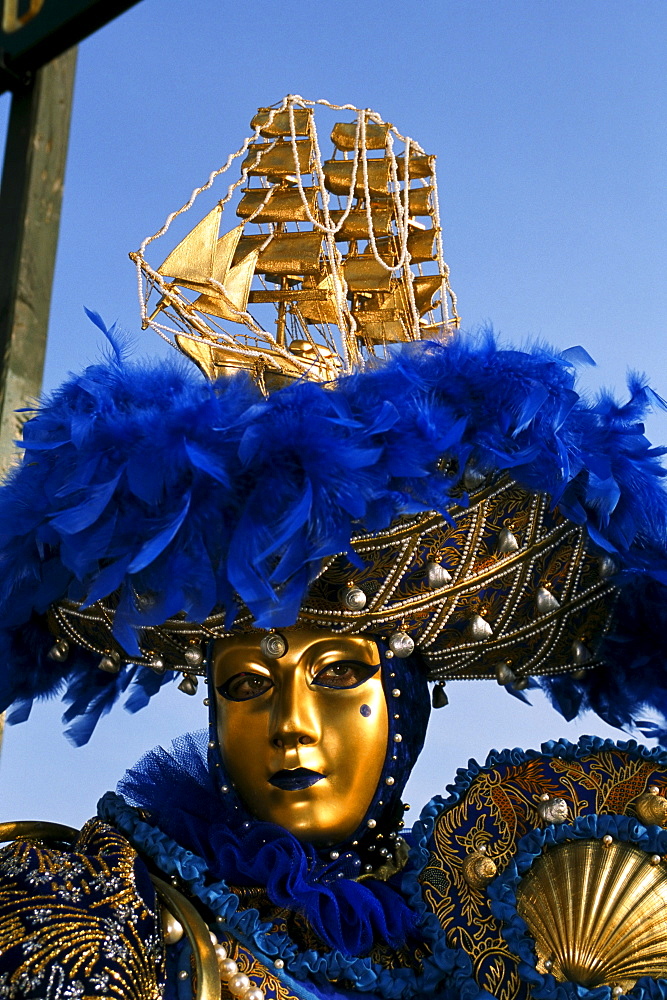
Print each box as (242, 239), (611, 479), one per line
(269, 768), (324, 791)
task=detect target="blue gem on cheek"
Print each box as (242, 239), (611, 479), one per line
(360, 704), (372, 717)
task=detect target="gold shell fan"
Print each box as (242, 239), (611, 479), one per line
(516, 839), (667, 991)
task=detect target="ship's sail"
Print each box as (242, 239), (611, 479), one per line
(395, 154), (434, 180)
(329, 208), (393, 241)
(254, 232), (323, 277)
(157, 204), (223, 290)
(191, 249), (259, 323)
(323, 158), (391, 198)
(298, 274), (340, 326)
(343, 254), (393, 293)
(242, 140), (312, 179)
(236, 186), (319, 224)
(406, 228), (438, 264)
(251, 108), (312, 137)
(157, 213), (244, 294)
(331, 121), (390, 150)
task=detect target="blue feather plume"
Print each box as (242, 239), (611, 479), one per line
(1, 319), (666, 744)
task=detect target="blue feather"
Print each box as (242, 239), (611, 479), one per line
(0, 325), (666, 742)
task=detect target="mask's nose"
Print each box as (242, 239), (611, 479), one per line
(269, 670), (320, 750)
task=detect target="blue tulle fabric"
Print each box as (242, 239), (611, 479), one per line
(112, 646), (430, 958)
(114, 732), (414, 957)
(1, 320), (667, 743)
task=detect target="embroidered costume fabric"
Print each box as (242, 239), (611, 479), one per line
(412, 736), (667, 1000)
(0, 821), (164, 1000)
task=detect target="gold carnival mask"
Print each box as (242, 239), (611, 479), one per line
(213, 629), (387, 845)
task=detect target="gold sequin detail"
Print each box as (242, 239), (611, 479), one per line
(0, 820), (164, 999)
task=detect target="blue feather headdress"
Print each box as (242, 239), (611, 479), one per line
(0, 318), (666, 746)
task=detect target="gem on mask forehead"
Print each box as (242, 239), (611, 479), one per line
(360, 704), (372, 717)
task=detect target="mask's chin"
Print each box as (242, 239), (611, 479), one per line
(230, 769), (376, 846)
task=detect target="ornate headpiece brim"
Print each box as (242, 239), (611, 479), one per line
(0, 323), (666, 744)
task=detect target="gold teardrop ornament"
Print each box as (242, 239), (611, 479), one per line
(463, 848), (498, 890)
(636, 786), (667, 828)
(516, 839), (667, 990)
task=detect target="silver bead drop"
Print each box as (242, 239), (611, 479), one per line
(260, 633), (287, 659)
(330, 850), (339, 860)
(391, 688), (401, 698)
(367, 818), (377, 828)
(274, 959), (285, 969)
(496, 526), (519, 554)
(385, 776), (395, 785)
(599, 555), (619, 579)
(388, 631), (414, 658)
(432, 683), (448, 708)
(394, 733), (403, 743)
(340, 585), (367, 611)
(467, 614), (493, 640)
(537, 796), (569, 825)
(149, 655), (165, 674)
(184, 645), (204, 667)
(495, 662), (516, 686)
(178, 673), (198, 695)
(47, 639), (69, 663)
(572, 640), (592, 665)
(98, 651), (121, 674)
(536, 586), (560, 614)
(426, 560), (452, 589)
(463, 465), (486, 490)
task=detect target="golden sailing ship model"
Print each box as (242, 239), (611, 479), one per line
(131, 95), (459, 388)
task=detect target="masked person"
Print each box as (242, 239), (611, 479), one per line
(2, 97), (667, 1000)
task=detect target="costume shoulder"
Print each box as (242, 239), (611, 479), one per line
(414, 737), (667, 1000)
(0, 818), (164, 999)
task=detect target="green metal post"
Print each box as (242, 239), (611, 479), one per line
(0, 45), (77, 751)
(0, 45), (77, 475)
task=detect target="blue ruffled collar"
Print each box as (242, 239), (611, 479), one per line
(107, 730), (418, 957)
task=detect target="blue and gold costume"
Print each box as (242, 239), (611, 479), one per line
(5, 737), (667, 999)
(1, 96), (667, 1000)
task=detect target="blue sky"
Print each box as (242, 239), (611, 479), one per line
(0, 0), (666, 825)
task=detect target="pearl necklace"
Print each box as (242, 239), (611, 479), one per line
(163, 906), (266, 1000)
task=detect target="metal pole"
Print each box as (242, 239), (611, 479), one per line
(0, 45), (77, 475)
(0, 45), (77, 752)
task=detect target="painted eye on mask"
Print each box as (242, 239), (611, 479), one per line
(218, 672), (273, 701)
(312, 661), (379, 689)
